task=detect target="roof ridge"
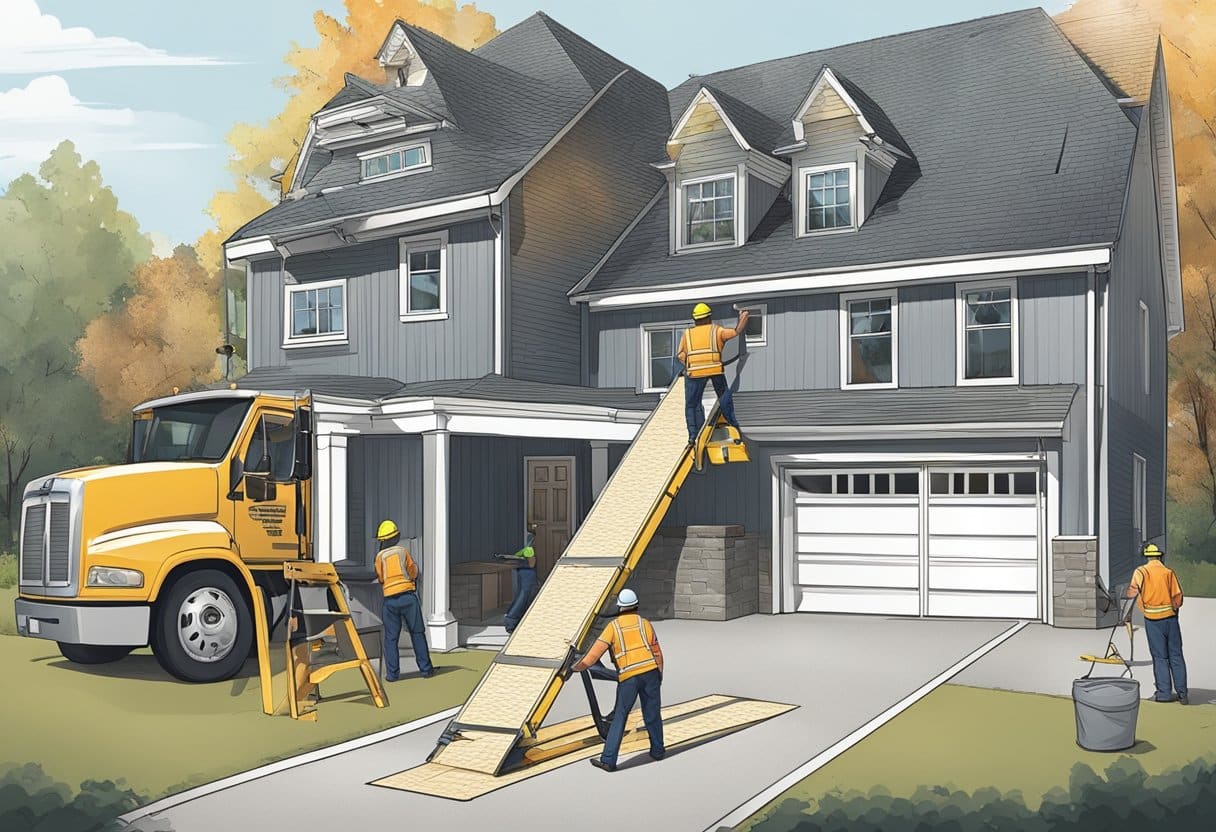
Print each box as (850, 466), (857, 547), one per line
(533, 11), (661, 94)
(343, 72), (381, 95)
(678, 7), (1044, 92)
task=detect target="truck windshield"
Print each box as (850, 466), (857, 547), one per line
(129, 399), (253, 463)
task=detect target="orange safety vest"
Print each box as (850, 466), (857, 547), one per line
(1131, 561), (1183, 620)
(680, 324), (723, 379)
(600, 613), (661, 682)
(375, 545), (418, 597)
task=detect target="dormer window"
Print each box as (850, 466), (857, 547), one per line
(802, 163), (856, 234)
(682, 174), (736, 248)
(359, 141), (431, 182)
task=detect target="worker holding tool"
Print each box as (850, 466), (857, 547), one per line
(677, 303), (747, 446)
(1125, 543), (1188, 704)
(570, 589), (665, 772)
(375, 519), (435, 680)
(498, 522), (539, 634)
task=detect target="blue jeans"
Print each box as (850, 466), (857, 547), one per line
(503, 567), (538, 632)
(382, 591), (433, 677)
(685, 374), (739, 444)
(1144, 614), (1187, 699)
(600, 669), (664, 766)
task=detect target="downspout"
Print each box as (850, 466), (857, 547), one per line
(489, 204), (504, 376)
(1038, 436), (1050, 624)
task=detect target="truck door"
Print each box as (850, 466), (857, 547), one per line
(232, 411), (302, 561)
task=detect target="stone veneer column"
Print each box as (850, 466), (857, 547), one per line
(1052, 536), (1111, 628)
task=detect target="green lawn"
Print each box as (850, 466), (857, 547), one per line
(737, 683), (1216, 830)
(1171, 557), (1216, 597)
(0, 632), (491, 802)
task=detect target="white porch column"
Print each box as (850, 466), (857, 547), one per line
(590, 440), (610, 499)
(314, 433), (348, 563)
(422, 420), (458, 651)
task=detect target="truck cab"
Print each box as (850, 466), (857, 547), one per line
(13, 388), (313, 683)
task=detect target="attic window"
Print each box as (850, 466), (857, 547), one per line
(359, 141), (430, 181)
(800, 163), (856, 235)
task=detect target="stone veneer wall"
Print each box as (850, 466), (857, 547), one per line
(630, 525), (759, 621)
(1052, 536), (1116, 628)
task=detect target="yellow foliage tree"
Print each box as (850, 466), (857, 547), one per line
(77, 248), (224, 422)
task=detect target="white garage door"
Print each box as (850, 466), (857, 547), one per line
(788, 466), (1041, 619)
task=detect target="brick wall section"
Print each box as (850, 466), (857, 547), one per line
(629, 525), (759, 621)
(1052, 537), (1115, 628)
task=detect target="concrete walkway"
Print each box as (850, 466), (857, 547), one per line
(955, 598), (1216, 703)
(124, 614), (1010, 832)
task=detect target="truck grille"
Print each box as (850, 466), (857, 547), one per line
(20, 499), (76, 589)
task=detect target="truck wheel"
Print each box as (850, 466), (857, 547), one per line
(57, 643), (133, 664)
(152, 569), (253, 683)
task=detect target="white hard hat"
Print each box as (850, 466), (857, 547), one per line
(617, 589), (639, 608)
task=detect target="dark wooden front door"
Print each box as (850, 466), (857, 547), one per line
(526, 457), (574, 580)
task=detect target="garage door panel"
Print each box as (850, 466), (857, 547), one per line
(929, 503), (1037, 536)
(797, 532), (919, 558)
(928, 535), (1038, 560)
(928, 560), (1037, 592)
(796, 557), (919, 589)
(795, 504), (919, 535)
(928, 591), (1037, 619)
(797, 587), (920, 616)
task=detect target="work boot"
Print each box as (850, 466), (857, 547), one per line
(589, 758), (617, 772)
(1179, 696), (1189, 705)
(649, 751), (666, 761)
(1152, 693), (1179, 703)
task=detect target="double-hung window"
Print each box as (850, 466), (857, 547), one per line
(283, 279), (347, 347)
(682, 174), (735, 248)
(359, 141), (430, 182)
(840, 290), (896, 387)
(958, 281), (1017, 384)
(737, 304), (766, 347)
(801, 163), (856, 235)
(641, 323), (683, 392)
(399, 231), (447, 322)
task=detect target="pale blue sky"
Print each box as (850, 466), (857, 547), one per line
(2, 0), (1073, 248)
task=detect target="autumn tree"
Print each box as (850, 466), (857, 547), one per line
(78, 247), (224, 421)
(0, 142), (149, 543)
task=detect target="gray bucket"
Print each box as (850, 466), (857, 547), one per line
(1073, 677), (1140, 751)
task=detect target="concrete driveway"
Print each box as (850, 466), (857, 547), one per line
(123, 613), (1013, 832)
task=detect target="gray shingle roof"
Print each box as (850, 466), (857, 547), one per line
(229, 13), (648, 244)
(701, 84), (786, 155)
(583, 8), (1136, 296)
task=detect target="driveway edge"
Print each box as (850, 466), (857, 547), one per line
(115, 706), (460, 827)
(704, 620), (1029, 831)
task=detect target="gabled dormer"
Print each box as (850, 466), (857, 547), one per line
(378, 20), (432, 87)
(657, 85), (789, 254)
(777, 65), (912, 238)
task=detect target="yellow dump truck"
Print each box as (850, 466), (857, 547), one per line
(14, 388), (314, 683)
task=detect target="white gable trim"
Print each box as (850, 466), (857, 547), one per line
(792, 66), (875, 142)
(668, 87), (751, 153)
(1151, 45), (1184, 338)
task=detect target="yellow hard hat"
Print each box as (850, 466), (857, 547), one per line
(1143, 543), (1163, 557)
(692, 302), (712, 320)
(376, 520), (399, 540)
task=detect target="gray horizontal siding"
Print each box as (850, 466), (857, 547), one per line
(1061, 388), (1088, 536)
(790, 117), (862, 174)
(346, 435), (423, 569)
(247, 220), (495, 383)
(898, 283), (954, 387)
(1020, 273), (1087, 385)
(675, 130), (746, 177)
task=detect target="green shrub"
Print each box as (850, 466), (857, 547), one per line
(0, 762), (161, 832)
(0, 554), (16, 590)
(737, 757), (1216, 832)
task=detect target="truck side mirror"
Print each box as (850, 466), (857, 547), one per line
(245, 473), (276, 502)
(291, 407), (312, 481)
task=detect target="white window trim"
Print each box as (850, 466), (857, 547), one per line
(399, 229), (449, 323)
(676, 171), (738, 253)
(282, 278), (349, 348)
(1132, 453), (1147, 541)
(640, 320), (686, 393)
(839, 289), (898, 389)
(1139, 300), (1150, 395)
(735, 302), (767, 347)
(956, 278), (1019, 386)
(358, 139), (432, 183)
(798, 161), (858, 238)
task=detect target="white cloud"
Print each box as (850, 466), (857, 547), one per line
(0, 0), (230, 72)
(0, 75), (212, 180)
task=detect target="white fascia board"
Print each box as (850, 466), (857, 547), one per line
(747, 422), (1064, 441)
(224, 236), (277, 266)
(669, 87), (751, 152)
(445, 414), (641, 441)
(317, 120), (441, 151)
(288, 121), (317, 194)
(771, 451), (1047, 465)
(581, 247), (1113, 309)
(792, 66), (875, 143)
(429, 396), (651, 423)
(346, 193), (494, 236)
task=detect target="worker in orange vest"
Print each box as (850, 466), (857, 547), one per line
(1125, 543), (1187, 704)
(677, 303), (748, 445)
(375, 519), (434, 680)
(571, 589), (665, 772)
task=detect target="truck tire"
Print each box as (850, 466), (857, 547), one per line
(57, 643), (133, 664)
(152, 569), (253, 683)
